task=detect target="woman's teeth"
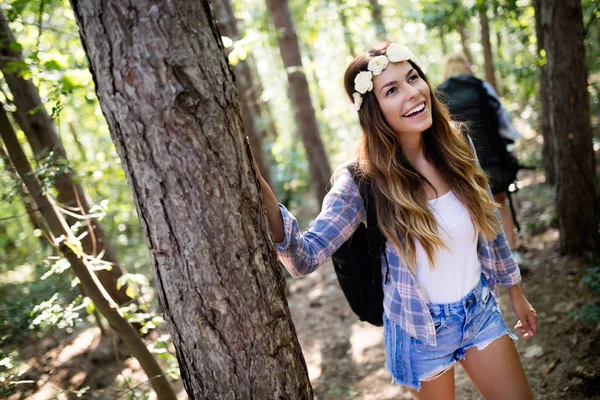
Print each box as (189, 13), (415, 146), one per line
(403, 103), (425, 117)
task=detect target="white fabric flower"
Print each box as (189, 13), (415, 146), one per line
(354, 71), (373, 94)
(368, 55), (389, 76)
(352, 92), (363, 111)
(386, 43), (412, 63)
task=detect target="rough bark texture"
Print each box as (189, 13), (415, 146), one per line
(533, 0), (555, 185)
(212, 0), (274, 188)
(478, 3), (497, 90)
(0, 10), (132, 305)
(367, 0), (387, 41)
(266, 0), (331, 204)
(0, 105), (176, 400)
(70, 0), (313, 398)
(541, 0), (600, 254)
(457, 21), (474, 65)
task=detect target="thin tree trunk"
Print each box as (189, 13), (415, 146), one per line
(0, 140), (44, 234)
(213, 0), (274, 188)
(457, 20), (474, 66)
(70, 0), (313, 398)
(266, 0), (331, 204)
(542, 0), (600, 254)
(0, 10), (133, 305)
(439, 27), (448, 55)
(336, 0), (356, 57)
(368, 0), (387, 41)
(0, 104), (176, 400)
(479, 2), (497, 89)
(533, 0), (555, 185)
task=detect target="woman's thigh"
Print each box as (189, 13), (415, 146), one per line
(409, 366), (455, 400)
(460, 335), (532, 400)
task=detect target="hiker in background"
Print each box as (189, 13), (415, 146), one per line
(437, 53), (524, 264)
(251, 41), (537, 399)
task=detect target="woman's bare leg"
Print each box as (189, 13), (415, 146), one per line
(409, 367), (455, 400)
(460, 335), (532, 400)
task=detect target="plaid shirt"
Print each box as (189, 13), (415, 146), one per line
(276, 168), (521, 346)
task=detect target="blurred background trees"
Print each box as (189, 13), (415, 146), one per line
(0, 0), (598, 397)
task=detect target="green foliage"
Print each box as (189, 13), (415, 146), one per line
(28, 293), (86, 332)
(0, 348), (25, 398)
(0, 264), (77, 343)
(568, 266), (600, 322)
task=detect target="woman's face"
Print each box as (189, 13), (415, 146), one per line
(372, 61), (433, 138)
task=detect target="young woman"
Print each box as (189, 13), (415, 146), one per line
(255, 41), (537, 399)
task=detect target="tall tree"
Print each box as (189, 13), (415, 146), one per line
(70, 0), (313, 398)
(0, 104), (177, 400)
(0, 10), (133, 305)
(266, 0), (331, 204)
(541, 0), (600, 254)
(533, 0), (555, 184)
(368, 0), (387, 41)
(336, 0), (356, 57)
(213, 0), (274, 189)
(457, 20), (474, 65)
(478, 1), (497, 89)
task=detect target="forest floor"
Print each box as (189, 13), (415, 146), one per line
(3, 170), (600, 399)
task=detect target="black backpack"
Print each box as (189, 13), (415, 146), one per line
(437, 75), (520, 195)
(330, 164), (388, 326)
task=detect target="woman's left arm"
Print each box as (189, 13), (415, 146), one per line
(507, 284), (538, 339)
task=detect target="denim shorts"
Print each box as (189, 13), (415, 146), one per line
(383, 274), (517, 391)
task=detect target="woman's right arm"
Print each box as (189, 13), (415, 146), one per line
(257, 168), (365, 277)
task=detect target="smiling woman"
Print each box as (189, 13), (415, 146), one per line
(255, 41), (538, 400)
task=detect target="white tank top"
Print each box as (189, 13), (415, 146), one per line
(414, 190), (481, 304)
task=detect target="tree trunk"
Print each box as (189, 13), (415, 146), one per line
(0, 10), (133, 306)
(336, 0), (356, 57)
(478, 2), (497, 89)
(0, 140), (45, 235)
(533, 0), (555, 185)
(542, 0), (600, 254)
(0, 104), (177, 400)
(457, 20), (474, 65)
(213, 0), (274, 189)
(70, 0), (313, 398)
(439, 26), (448, 55)
(368, 0), (387, 41)
(266, 0), (331, 204)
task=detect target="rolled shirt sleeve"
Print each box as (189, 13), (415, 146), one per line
(275, 168), (366, 277)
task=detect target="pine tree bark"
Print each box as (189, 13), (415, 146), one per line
(368, 0), (387, 41)
(533, 0), (555, 185)
(541, 0), (600, 254)
(0, 10), (132, 305)
(212, 0), (274, 188)
(266, 0), (331, 204)
(0, 104), (177, 400)
(70, 0), (313, 398)
(478, 2), (497, 89)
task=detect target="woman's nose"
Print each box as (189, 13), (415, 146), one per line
(404, 83), (419, 101)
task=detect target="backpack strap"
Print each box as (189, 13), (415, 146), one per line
(347, 163), (390, 283)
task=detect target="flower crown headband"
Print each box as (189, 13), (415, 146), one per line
(352, 43), (420, 111)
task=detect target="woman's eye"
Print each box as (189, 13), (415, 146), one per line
(408, 74), (419, 83)
(386, 87), (396, 96)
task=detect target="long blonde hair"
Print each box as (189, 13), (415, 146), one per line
(443, 53), (472, 80)
(343, 42), (499, 272)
